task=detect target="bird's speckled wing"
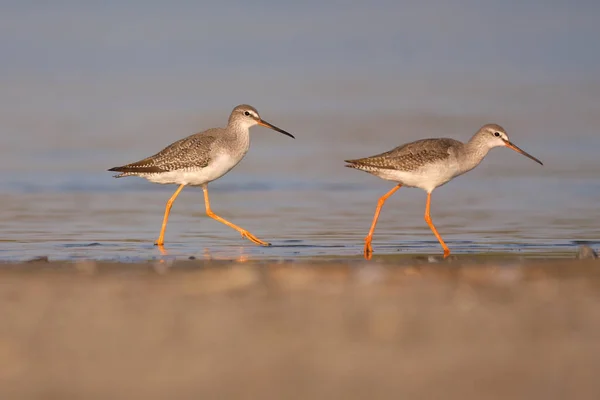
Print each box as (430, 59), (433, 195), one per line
(109, 131), (218, 175)
(345, 138), (460, 172)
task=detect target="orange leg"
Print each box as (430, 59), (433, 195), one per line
(424, 192), (451, 258)
(155, 184), (186, 246)
(202, 185), (270, 246)
(364, 184), (402, 259)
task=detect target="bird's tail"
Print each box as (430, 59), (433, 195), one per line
(108, 166), (140, 178)
(344, 159), (378, 172)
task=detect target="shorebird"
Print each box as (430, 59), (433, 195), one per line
(109, 104), (294, 247)
(345, 124), (543, 259)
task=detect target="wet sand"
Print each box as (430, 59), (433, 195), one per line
(2, 256), (600, 399)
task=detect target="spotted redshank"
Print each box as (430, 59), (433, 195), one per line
(345, 124), (543, 259)
(109, 104), (294, 247)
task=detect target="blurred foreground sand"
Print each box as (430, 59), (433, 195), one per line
(1, 257), (600, 399)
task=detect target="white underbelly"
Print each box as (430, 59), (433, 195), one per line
(144, 153), (241, 186)
(375, 162), (459, 192)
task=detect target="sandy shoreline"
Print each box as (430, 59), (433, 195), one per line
(2, 257), (600, 399)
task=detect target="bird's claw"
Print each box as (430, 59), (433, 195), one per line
(240, 230), (271, 246)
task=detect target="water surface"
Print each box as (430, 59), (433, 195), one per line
(2, 111), (599, 262)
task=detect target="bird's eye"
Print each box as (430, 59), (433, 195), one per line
(494, 132), (501, 137)
(244, 111), (250, 116)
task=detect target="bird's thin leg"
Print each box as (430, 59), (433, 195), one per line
(424, 192), (451, 258)
(202, 185), (270, 246)
(155, 184), (186, 246)
(364, 184), (402, 259)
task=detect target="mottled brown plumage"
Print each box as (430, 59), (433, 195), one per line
(109, 133), (218, 176)
(345, 138), (460, 172)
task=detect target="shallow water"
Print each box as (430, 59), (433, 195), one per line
(2, 109), (600, 262)
(2, 1), (600, 262)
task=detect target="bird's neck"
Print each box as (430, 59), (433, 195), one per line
(224, 121), (251, 152)
(226, 121), (251, 138)
(460, 134), (492, 172)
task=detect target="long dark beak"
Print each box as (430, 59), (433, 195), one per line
(503, 139), (543, 165)
(257, 119), (295, 139)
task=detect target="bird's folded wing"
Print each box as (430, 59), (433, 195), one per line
(345, 138), (457, 172)
(109, 134), (218, 173)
